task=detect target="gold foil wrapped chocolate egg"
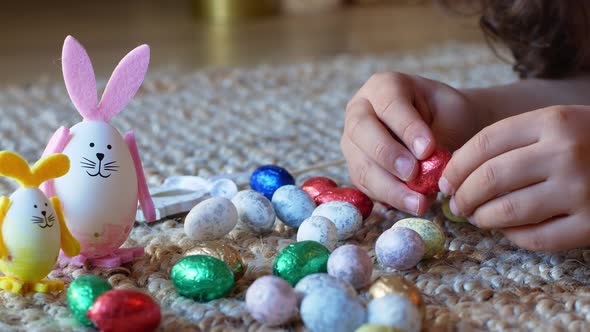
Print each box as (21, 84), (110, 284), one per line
(184, 240), (246, 280)
(369, 275), (425, 320)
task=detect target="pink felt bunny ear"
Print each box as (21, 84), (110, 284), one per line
(98, 44), (150, 121)
(62, 35), (99, 120)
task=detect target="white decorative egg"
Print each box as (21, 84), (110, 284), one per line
(297, 216), (338, 251)
(231, 190), (276, 233)
(184, 197), (238, 241)
(367, 294), (422, 332)
(272, 185), (316, 228)
(54, 121), (137, 258)
(1, 188), (60, 282)
(311, 201), (362, 240)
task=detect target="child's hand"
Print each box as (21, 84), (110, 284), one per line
(440, 106), (590, 251)
(341, 72), (480, 215)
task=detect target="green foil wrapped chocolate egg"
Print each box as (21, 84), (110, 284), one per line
(273, 241), (330, 286)
(171, 255), (235, 301)
(67, 275), (113, 326)
(441, 196), (469, 223)
(392, 218), (446, 259)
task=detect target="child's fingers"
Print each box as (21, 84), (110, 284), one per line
(501, 214), (585, 252)
(354, 73), (435, 159)
(344, 98), (418, 181)
(450, 143), (548, 216)
(468, 181), (566, 229)
(440, 112), (541, 197)
(341, 135), (428, 215)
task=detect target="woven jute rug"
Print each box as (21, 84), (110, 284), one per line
(1, 43), (589, 332)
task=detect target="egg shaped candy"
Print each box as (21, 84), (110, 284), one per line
(231, 190), (276, 233)
(273, 241), (331, 286)
(272, 185), (316, 228)
(367, 294), (421, 332)
(312, 201), (362, 240)
(67, 275), (113, 326)
(297, 216), (338, 251)
(315, 187), (374, 219)
(184, 240), (246, 280)
(245, 275), (298, 326)
(250, 165), (295, 200)
(171, 255), (234, 301)
(369, 275), (425, 321)
(327, 245), (373, 289)
(392, 218), (445, 259)
(184, 197), (238, 241)
(295, 273), (357, 301)
(301, 176), (338, 200)
(441, 196), (468, 223)
(301, 288), (366, 332)
(375, 227), (424, 270)
(406, 149), (451, 195)
(87, 289), (161, 332)
(355, 325), (404, 332)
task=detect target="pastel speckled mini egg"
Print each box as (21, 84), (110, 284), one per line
(297, 216), (339, 251)
(392, 217), (446, 259)
(184, 197), (238, 241)
(272, 185), (316, 228)
(327, 245), (373, 289)
(355, 325), (405, 332)
(245, 275), (298, 326)
(231, 190), (276, 233)
(312, 201), (362, 240)
(301, 288), (366, 332)
(295, 273), (357, 301)
(367, 294), (422, 332)
(375, 227), (424, 270)
(441, 196), (469, 223)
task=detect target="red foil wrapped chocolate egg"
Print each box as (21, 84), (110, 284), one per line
(87, 289), (161, 332)
(301, 177), (338, 201)
(315, 187), (374, 219)
(406, 149), (451, 195)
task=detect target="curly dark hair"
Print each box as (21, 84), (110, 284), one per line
(442, 0), (590, 78)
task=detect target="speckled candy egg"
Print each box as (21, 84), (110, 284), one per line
(312, 201), (362, 240)
(315, 187), (374, 219)
(327, 244), (373, 289)
(392, 218), (446, 259)
(231, 190), (276, 233)
(297, 216), (338, 251)
(295, 273), (357, 301)
(441, 196), (468, 223)
(245, 275), (298, 326)
(250, 165), (295, 200)
(184, 197), (238, 241)
(355, 325), (404, 332)
(367, 294), (421, 332)
(272, 185), (316, 228)
(375, 227), (424, 270)
(301, 288), (367, 332)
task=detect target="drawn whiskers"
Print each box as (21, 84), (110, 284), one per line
(103, 161), (119, 172)
(81, 157), (97, 170)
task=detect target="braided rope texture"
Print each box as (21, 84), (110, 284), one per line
(1, 43), (589, 331)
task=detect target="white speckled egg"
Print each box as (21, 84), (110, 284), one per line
(376, 227), (424, 270)
(368, 294), (421, 332)
(301, 288), (366, 332)
(245, 275), (298, 326)
(272, 185), (316, 228)
(311, 202), (362, 240)
(295, 273), (357, 301)
(184, 197), (238, 241)
(327, 245), (373, 289)
(231, 190), (276, 233)
(297, 216), (338, 251)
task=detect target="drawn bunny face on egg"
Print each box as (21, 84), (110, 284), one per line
(8, 189), (56, 230)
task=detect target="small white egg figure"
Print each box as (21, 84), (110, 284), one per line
(272, 185), (316, 228)
(311, 201), (362, 240)
(367, 294), (422, 332)
(42, 36), (155, 268)
(185, 197), (238, 241)
(0, 151), (80, 294)
(231, 190), (276, 233)
(297, 216), (338, 251)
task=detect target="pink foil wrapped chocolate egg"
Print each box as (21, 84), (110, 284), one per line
(301, 177), (338, 201)
(245, 275), (298, 326)
(315, 187), (374, 219)
(406, 149), (451, 195)
(87, 289), (161, 332)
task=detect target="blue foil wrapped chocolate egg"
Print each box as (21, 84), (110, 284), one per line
(250, 165), (295, 200)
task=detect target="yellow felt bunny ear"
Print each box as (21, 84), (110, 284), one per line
(0, 151), (70, 188)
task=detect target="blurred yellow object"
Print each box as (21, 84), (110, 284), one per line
(192, 0), (279, 22)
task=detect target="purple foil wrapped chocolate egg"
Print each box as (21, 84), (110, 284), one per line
(375, 227), (424, 270)
(327, 244), (373, 289)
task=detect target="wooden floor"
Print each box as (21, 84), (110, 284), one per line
(0, 1), (483, 85)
